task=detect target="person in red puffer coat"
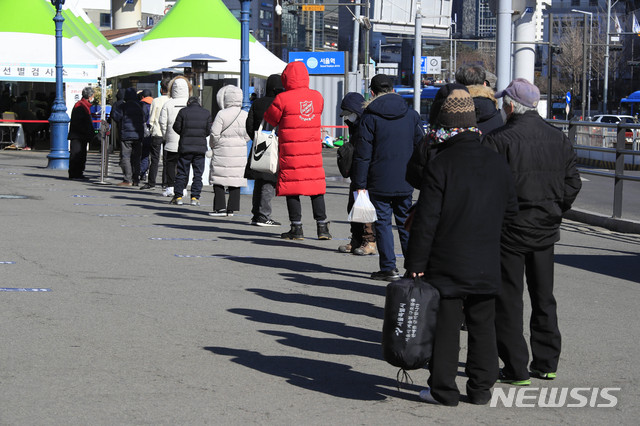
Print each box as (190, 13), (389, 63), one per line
(264, 61), (331, 241)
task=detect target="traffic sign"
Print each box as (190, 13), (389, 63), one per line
(302, 5), (325, 11)
(566, 91), (571, 104)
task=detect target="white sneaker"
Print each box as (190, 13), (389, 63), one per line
(419, 388), (442, 405)
(162, 187), (174, 197)
(183, 189), (187, 197)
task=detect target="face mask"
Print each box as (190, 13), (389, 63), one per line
(344, 112), (357, 123)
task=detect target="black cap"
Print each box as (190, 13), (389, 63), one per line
(370, 74), (394, 94)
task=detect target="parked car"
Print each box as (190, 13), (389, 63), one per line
(590, 115), (638, 146)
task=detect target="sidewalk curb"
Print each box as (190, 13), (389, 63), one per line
(565, 208), (640, 234)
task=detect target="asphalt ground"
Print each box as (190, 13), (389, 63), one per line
(1, 150), (639, 425)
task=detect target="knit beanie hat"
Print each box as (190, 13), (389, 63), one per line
(437, 88), (477, 129)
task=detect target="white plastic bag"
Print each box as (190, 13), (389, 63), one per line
(348, 190), (377, 223)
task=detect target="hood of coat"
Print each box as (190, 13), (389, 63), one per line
(340, 92), (365, 116)
(216, 85), (243, 109)
(124, 87), (138, 102)
(167, 76), (192, 99)
(266, 73), (284, 97)
(281, 61), (309, 91)
(115, 88), (125, 102)
(363, 92), (408, 120)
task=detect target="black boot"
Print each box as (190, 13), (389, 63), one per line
(281, 223), (304, 240)
(316, 221), (332, 240)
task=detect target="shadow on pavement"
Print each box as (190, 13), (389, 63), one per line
(555, 253), (640, 283)
(203, 347), (420, 401)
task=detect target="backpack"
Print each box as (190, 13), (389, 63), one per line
(336, 141), (354, 178)
(382, 276), (440, 374)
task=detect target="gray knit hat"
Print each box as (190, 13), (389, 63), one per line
(437, 88), (477, 129)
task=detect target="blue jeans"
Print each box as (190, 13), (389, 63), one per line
(369, 193), (412, 271)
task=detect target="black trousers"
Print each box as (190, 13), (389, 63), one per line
(69, 138), (88, 178)
(286, 194), (327, 223)
(346, 181), (375, 244)
(174, 152), (205, 199)
(163, 150), (179, 188)
(213, 184), (240, 212)
(428, 295), (498, 406)
(495, 244), (560, 380)
(147, 136), (163, 186)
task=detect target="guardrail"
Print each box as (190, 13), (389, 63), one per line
(548, 118), (640, 218)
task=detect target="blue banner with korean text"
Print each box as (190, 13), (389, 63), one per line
(288, 52), (345, 75)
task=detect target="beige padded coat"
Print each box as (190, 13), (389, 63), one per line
(209, 85), (250, 187)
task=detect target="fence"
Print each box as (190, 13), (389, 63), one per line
(549, 118), (640, 218)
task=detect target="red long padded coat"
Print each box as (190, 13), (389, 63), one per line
(263, 61), (326, 196)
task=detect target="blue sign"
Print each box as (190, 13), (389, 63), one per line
(288, 51), (345, 75)
(566, 91), (571, 104)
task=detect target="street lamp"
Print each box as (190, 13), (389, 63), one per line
(572, 9), (593, 118)
(47, 0), (70, 169)
(604, 0), (619, 113)
(173, 54), (226, 106)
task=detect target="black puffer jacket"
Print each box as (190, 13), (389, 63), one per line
(352, 93), (424, 196)
(111, 87), (147, 141)
(467, 84), (504, 137)
(244, 74), (283, 181)
(172, 102), (213, 154)
(483, 111), (582, 249)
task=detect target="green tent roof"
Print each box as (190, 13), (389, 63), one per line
(143, 0), (256, 42)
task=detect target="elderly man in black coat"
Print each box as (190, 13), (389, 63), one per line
(405, 85), (518, 406)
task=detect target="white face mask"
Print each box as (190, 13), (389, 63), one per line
(344, 112), (357, 123)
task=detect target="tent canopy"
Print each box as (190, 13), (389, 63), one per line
(620, 91), (640, 103)
(0, 0), (118, 83)
(105, 0), (286, 79)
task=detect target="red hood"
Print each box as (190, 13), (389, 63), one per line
(141, 96), (153, 104)
(281, 61), (309, 91)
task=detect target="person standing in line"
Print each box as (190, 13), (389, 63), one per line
(336, 92), (377, 256)
(263, 61), (331, 240)
(159, 75), (192, 197)
(169, 96), (212, 206)
(68, 87), (94, 180)
(404, 86), (518, 406)
(454, 64), (505, 137)
(141, 78), (171, 190)
(111, 87), (146, 187)
(352, 74), (424, 281)
(137, 89), (153, 182)
(245, 74), (284, 227)
(208, 85), (250, 216)
(482, 78), (582, 385)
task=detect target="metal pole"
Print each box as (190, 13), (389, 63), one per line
(351, 5), (361, 73)
(99, 61), (109, 183)
(604, 0), (612, 113)
(414, 1), (422, 114)
(312, 0), (316, 52)
(363, 1), (370, 98)
(240, 0), (251, 109)
(47, 0), (70, 169)
(588, 13), (592, 117)
(581, 15), (588, 119)
(496, 0), (512, 95)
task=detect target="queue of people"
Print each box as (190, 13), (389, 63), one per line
(74, 66), (582, 408)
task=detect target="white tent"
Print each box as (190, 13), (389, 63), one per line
(0, 0), (118, 83)
(105, 0), (286, 78)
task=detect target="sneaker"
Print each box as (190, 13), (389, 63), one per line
(208, 209), (228, 217)
(530, 369), (557, 380)
(162, 187), (174, 197)
(354, 241), (377, 256)
(226, 210), (234, 217)
(256, 218), (281, 227)
(140, 183), (155, 190)
(419, 388), (442, 405)
(371, 269), (401, 281)
(190, 197), (200, 206)
(497, 371), (531, 386)
(170, 196), (183, 205)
